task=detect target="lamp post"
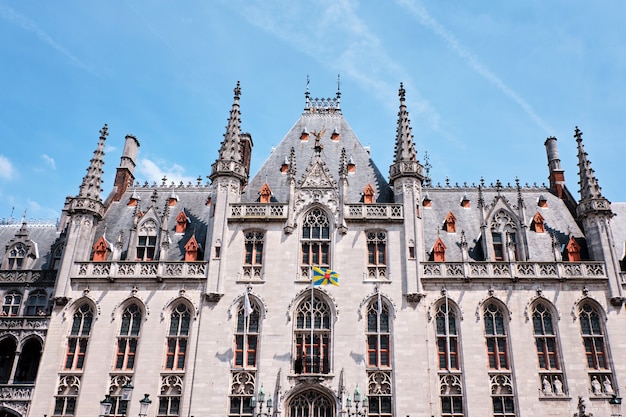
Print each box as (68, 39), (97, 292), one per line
(250, 385), (273, 417)
(120, 382), (134, 415)
(138, 394), (152, 417)
(99, 394), (113, 417)
(345, 386), (368, 417)
(609, 393), (623, 417)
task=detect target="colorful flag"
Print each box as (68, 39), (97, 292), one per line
(312, 266), (339, 286)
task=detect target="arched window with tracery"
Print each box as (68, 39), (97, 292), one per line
(366, 295), (393, 417)
(435, 298), (464, 416)
(234, 296), (260, 368)
(165, 303), (191, 371)
(532, 302), (566, 396)
(288, 390), (334, 417)
(578, 302), (614, 396)
(136, 219), (158, 261)
(7, 243), (27, 270)
(301, 209), (331, 277)
(115, 304), (142, 370)
(65, 303), (94, 370)
(293, 292), (331, 375)
(483, 302), (517, 417)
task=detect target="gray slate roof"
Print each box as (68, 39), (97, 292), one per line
(242, 112), (393, 203)
(0, 222), (63, 270)
(95, 186), (212, 261)
(422, 186), (584, 262)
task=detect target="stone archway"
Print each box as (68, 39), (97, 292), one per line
(0, 408), (22, 417)
(287, 388), (335, 417)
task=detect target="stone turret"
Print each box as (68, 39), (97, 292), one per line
(209, 81), (250, 186)
(388, 84), (425, 301)
(389, 83), (424, 186)
(110, 134), (140, 203)
(573, 127), (623, 305)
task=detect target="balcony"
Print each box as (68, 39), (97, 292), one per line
(229, 203), (287, 220)
(345, 204), (403, 221)
(421, 261), (607, 281)
(75, 261), (208, 281)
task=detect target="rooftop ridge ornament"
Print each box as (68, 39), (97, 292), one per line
(303, 77), (341, 114)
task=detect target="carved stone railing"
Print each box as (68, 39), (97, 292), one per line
(0, 317), (50, 331)
(229, 203), (287, 220)
(0, 270), (57, 284)
(421, 261), (607, 280)
(240, 265), (263, 280)
(345, 204), (403, 221)
(0, 384), (33, 401)
(75, 261), (208, 280)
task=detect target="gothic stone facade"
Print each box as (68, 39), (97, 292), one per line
(2, 83), (626, 417)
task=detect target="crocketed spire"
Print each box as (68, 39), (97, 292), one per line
(574, 126), (612, 218)
(389, 83), (423, 184)
(210, 81), (249, 184)
(67, 125), (107, 219)
(78, 124), (107, 200)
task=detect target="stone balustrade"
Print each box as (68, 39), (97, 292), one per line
(75, 261), (208, 280)
(346, 204), (403, 221)
(229, 203), (287, 220)
(421, 261), (606, 280)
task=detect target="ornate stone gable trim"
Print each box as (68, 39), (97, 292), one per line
(110, 294), (149, 323)
(227, 290), (268, 320)
(63, 295), (100, 322)
(358, 291), (397, 320)
(427, 293), (464, 322)
(571, 292), (607, 322)
(286, 287), (339, 323)
(475, 294), (512, 322)
(523, 291), (560, 322)
(161, 292), (199, 321)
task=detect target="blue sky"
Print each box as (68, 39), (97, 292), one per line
(1, 1), (624, 221)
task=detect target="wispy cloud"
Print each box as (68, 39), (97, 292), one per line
(226, 0), (442, 129)
(397, 0), (553, 134)
(0, 4), (95, 74)
(137, 158), (196, 185)
(0, 155), (16, 180)
(41, 154), (56, 170)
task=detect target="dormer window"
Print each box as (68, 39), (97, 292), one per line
(423, 196), (432, 208)
(259, 183), (272, 204)
(184, 236), (200, 261)
(300, 128), (309, 141)
(565, 236), (581, 262)
(363, 184), (375, 205)
(136, 219), (158, 261)
(128, 190), (140, 207)
(92, 237), (108, 261)
(281, 157), (289, 174)
(168, 194), (178, 207)
(7, 243), (26, 270)
(433, 237), (446, 262)
(461, 195), (470, 208)
(347, 157), (356, 173)
(532, 212), (545, 233)
(176, 211), (189, 234)
(444, 212), (457, 233)
(331, 128), (340, 141)
(538, 195), (548, 208)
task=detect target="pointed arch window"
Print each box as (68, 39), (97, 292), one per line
(54, 375), (80, 416)
(165, 303), (191, 370)
(491, 210), (518, 261)
(436, 298), (464, 417)
(301, 209), (330, 269)
(115, 304), (142, 370)
(234, 296), (260, 368)
(289, 390), (334, 417)
(158, 375), (183, 417)
(7, 243), (26, 270)
(532, 303), (565, 396)
(294, 292), (331, 374)
(579, 302), (614, 396)
(14, 337), (42, 383)
(366, 296), (390, 368)
(65, 303), (93, 370)
(2, 291), (22, 316)
(136, 219), (158, 261)
(229, 371), (255, 417)
(0, 337), (17, 383)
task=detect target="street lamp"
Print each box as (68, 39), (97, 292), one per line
(250, 385), (273, 417)
(99, 394), (113, 417)
(609, 393), (622, 417)
(138, 394), (152, 417)
(346, 386), (368, 417)
(120, 382), (134, 415)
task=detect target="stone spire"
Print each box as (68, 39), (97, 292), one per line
(209, 81), (249, 184)
(68, 124), (107, 219)
(575, 126), (612, 218)
(389, 83), (423, 184)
